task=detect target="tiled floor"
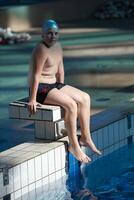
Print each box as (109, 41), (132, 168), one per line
(0, 19), (134, 152)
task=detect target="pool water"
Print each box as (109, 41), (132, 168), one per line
(15, 142), (134, 200)
(68, 142), (134, 200)
(93, 146), (134, 200)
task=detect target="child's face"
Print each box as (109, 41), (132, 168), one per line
(42, 28), (59, 47)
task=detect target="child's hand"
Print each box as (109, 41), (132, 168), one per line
(27, 101), (41, 115)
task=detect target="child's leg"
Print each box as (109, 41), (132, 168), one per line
(44, 88), (91, 163)
(60, 85), (101, 155)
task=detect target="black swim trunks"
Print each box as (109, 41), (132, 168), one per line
(36, 82), (66, 104)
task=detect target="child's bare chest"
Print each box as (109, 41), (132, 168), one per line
(45, 49), (61, 70)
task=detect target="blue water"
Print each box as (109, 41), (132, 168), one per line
(67, 142), (134, 200)
(15, 142), (134, 200)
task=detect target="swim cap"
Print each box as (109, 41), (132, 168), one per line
(42, 19), (59, 32)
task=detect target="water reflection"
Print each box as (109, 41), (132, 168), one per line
(66, 152), (98, 200)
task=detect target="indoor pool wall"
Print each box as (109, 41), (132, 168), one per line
(0, 106), (134, 200)
(70, 107), (134, 169)
(85, 115), (132, 163)
(79, 114), (134, 190)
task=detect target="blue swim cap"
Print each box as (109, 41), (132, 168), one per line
(42, 19), (59, 32)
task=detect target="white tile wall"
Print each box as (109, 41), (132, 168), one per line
(89, 117), (131, 166)
(28, 182), (35, 193)
(0, 172), (6, 198)
(28, 159), (35, 184)
(14, 189), (21, 200)
(55, 146), (62, 171)
(0, 170), (3, 187)
(48, 150), (55, 174)
(119, 119), (127, 141)
(113, 143), (120, 152)
(61, 168), (66, 177)
(15, 197), (21, 200)
(28, 183), (36, 200)
(129, 115), (134, 138)
(35, 180), (43, 197)
(103, 148), (110, 157)
(42, 176), (49, 187)
(108, 124), (114, 146)
(96, 128), (104, 149)
(60, 145), (66, 169)
(55, 170), (62, 180)
(119, 140), (127, 148)
(6, 168), (14, 194)
(108, 145), (115, 155)
(92, 131), (98, 147)
(42, 177), (49, 195)
(113, 121), (120, 144)
(11, 193), (15, 200)
(131, 115), (134, 130)
(21, 186), (28, 200)
(20, 162), (28, 188)
(0, 142), (67, 199)
(35, 156), (42, 181)
(13, 165), (21, 191)
(103, 126), (109, 149)
(118, 119), (122, 141)
(49, 173), (56, 184)
(84, 146), (92, 157)
(41, 153), (49, 178)
(124, 118), (128, 138)
(92, 153), (98, 163)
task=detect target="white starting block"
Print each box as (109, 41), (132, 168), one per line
(9, 97), (66, 140)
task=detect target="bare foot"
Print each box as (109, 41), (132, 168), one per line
(76, 189), (98, 200)
(79, 136), (102, 155)
(68, 144), (91, 163)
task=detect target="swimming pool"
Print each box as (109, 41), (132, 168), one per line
(66, 142), (134, 200)
(9, 142), (134, 200)
(1, 106), (134, 200)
